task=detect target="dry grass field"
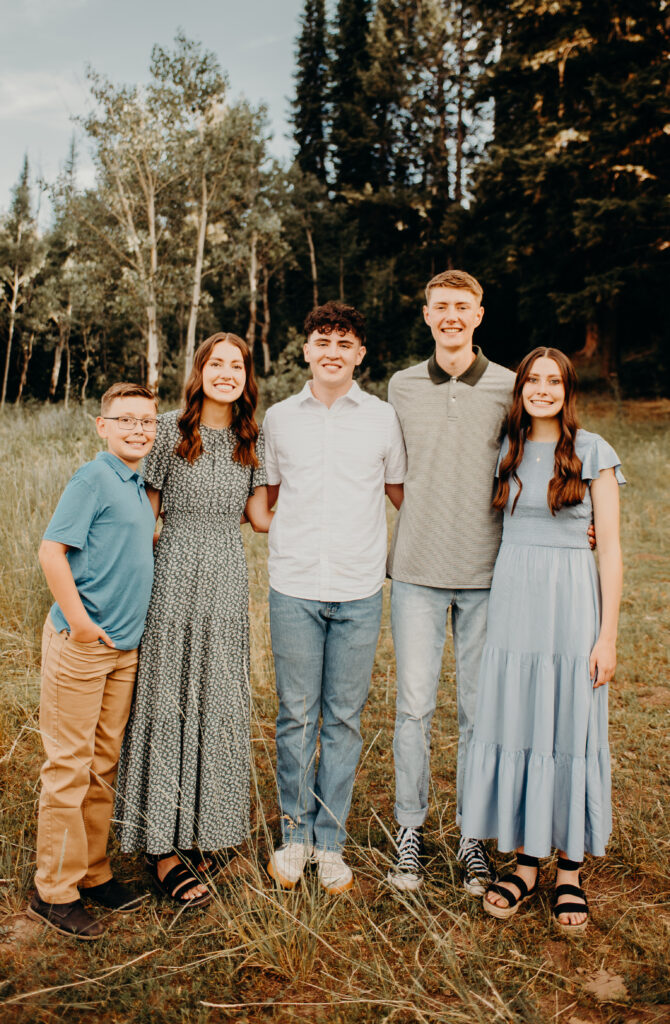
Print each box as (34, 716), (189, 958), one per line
(0, 397), (668, 1023)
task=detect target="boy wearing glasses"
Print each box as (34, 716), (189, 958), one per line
(27, 383), (158, 939)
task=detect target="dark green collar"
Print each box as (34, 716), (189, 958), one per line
(427, 346), (489, 386)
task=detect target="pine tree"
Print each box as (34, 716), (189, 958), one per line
(292, 0), (328, 181)
(329, 0), (374, 192)
(465, 0), (669, 378)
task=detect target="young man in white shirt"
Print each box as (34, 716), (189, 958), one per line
(263, 302), (406, 894)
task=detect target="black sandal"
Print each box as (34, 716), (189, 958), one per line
(552, 857), (588, 934)
(145, 854), (211, 907)
(182, 848), (217, 876)
(483, 853), (539, 920)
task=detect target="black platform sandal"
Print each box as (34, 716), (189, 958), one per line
(552, 857), (588, 934)
(145, 854), (211, 908)
(483, 853), (539, 920)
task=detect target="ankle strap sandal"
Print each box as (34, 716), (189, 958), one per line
(483, 853), (539, 921)
(552, 857), (588, 934)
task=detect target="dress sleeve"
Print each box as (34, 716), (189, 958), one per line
(494, 436), (510, 478)
(141, 412), (174, 491)
(249, 427), (268, 495)
(580, 433), (626, 485)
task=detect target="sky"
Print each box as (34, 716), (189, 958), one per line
(0, 0), (305, 216)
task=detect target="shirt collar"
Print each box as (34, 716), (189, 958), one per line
(298, 380), (364, 406)
(96, 450), (145, 485)
(427, 346), (489, 386)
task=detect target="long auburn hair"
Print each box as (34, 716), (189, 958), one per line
(176, 333), (259, 467)
(493, 347), (586, 516)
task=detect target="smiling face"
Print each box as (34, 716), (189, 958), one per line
(522, 356), (566, 421)
(201, 339), (247, 407)
(303, 328), (365, 395)
(423, 286), (484, 356)
(95, 395), (157, 470)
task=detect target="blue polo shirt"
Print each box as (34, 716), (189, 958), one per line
(44, 451), (155, 650)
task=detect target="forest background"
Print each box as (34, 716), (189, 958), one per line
(1, 3), (669, 1022)
(1, 0), (668, 408)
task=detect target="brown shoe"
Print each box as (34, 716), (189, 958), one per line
(26, 892), (106, 940)
(81, 878), (146, 913)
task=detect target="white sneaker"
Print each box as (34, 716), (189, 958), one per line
(387, 825), (424, 891)
(267, 842), (312, 889)
(313, 849), (354, 895)
(457, 836), (498, 897)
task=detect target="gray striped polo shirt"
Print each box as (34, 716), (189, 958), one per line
(387, 348), (515, 589)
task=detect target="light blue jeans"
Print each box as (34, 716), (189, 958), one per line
(269, 587), (383, 852)
(391, 580), (490, 827)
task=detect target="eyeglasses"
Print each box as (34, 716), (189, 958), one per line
(103, 416), (158, 432)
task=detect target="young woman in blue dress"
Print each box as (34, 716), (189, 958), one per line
(461, 347), (624, 933)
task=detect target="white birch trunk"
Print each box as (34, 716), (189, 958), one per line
(246, 230), (258, 353)
(145, 189), (160, 392)
(184, 173), (209, 384)
(261, 265), (271, 376)
(1, 267), (20, 409)
(64, 338), (71, 410)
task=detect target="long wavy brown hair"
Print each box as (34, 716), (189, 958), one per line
(494, 347), (586, 516)
(175, 333), (259, 467)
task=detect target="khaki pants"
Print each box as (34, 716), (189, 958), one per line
(35, 617), (138, 904)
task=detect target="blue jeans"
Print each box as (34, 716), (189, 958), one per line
(391, 580), (490, 827)
(269, 587), (383, 852)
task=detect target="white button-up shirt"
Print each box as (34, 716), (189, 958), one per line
(263, 381), (407, 602)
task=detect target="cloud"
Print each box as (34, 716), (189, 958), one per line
(241, 32), (293, 52)
(0, 70), (88, 123)
(16, 0), (91, 24)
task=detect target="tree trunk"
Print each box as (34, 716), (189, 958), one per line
(64, 337), (71, 410)
(49, 302), (72, 402)
(80, 328), (91, 403)
(576, 310), (618, 380)
(339, 252), (345, 302)
(14, 331), (34, 404)
(1, 267), (20, 409)
(184, 172), (209, 385)
(145, 189), (160, 393)
(305, 226), (319, 308)
(260, 265), (271, 376)
(49, 333), (65, 402)
(246, 231), (258, 353)
(579, 320), (599, 359)
(454, 8), (465, 205)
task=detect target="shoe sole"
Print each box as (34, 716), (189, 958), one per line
(552, 914), (588, 935)
(84, 896), (148, 914)
(387, 870), (423, 892)
(483, 888), (536, 920)
(320, 875), (354, 895)
(267, 859), (301, 889)
(463, 877), (489, 898)
(26, 905), (106, 940)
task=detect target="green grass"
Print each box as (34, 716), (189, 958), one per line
(0, 398), (668, 1023)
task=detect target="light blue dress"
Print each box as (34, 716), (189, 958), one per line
(461, 429), (625, 861)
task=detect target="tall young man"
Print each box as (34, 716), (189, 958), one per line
(263, 301), (406, 895)
(386, 270), (515, 895)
